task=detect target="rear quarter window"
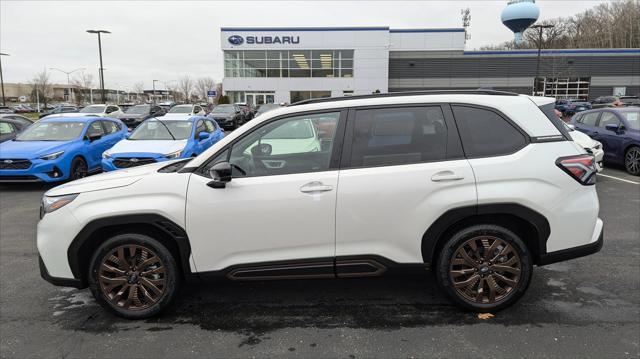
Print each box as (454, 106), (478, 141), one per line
(452, 105), (527, 158)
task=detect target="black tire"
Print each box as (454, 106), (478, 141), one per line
(624, 146), (640, 176)
(435, 224), (533, 312)
(69, 157), (88, 181)
(88, 233), (180, 319)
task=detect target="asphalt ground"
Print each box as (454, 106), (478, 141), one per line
(0, 166), (638, 359)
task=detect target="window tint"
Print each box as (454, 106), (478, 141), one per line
(0, 121), (16, 134)
(349, 107), (447, 167)
(452, 105), (526, 158)
(86, 121), (105, 137)
(226, 112), (339, 177)
(598, 112), (620, 128)
(581, 112), (600, 126)
(106, 106), (119, 114)
(102, 120), (120, 134)
(204, 120), (216, 132)
(194, 120), (206, 138)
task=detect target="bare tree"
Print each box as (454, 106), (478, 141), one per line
(195, 77), (216, 102)
(29, 68), (53, 111)
(71, 72), (94, 104)
(132, 82), (145, 103)
(177, 76), (193, 103)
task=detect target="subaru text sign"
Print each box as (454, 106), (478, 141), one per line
(227, 35), (300, 46)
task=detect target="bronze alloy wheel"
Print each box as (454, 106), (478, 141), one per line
(449, 235), (522, 304)
(98, 244), (167, 311)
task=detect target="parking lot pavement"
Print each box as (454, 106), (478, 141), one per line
(0, 167), (638, 359)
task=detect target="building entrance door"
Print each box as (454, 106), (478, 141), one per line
(245, 93), (275, 106)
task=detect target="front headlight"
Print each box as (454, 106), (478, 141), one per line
(40, 151), (64, 161)
(41, 194), (79, 218)
(102, 150), (112, 159)
(164, 150), (183, 159)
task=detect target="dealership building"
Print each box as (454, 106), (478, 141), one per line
(220, 27), (640, 105)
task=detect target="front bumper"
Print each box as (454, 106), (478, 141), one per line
(39, 256), (84, 288)
(0, 157), (70, 182)
(539, 218), (603, 265)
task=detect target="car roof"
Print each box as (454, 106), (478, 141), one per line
(41, 116), (106, 123)
(145, 115), (202, 122)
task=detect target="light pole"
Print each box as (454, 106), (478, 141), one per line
(49, 67), (85, 104)
(531, 24), (555, 96)
(86, 30), (110, 103)
(0, 53), (9, 106)
(152, 79), (159, 104)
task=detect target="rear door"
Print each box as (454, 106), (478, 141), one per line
(335, 105), (476, 270)
(575, 111), (601, 138)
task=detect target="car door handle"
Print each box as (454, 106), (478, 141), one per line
(431, 171), (464, 182)
(300, 181), (333, 193)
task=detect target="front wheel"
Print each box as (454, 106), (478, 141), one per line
(88, 233), (180, 319)
(69, 157), (88, 181)
(435, 224), (532, 312)
(625, 146), (640, 176)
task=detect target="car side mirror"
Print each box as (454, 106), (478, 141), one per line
(87, 133), (102, 142)
(198, 131), (210, 141)
(605, 123), (621, 133)
(207, 162), (232, 189)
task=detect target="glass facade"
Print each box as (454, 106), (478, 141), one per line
(224, 50), (354, 78)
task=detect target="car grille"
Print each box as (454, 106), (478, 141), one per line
(0, 159), (32, 170)
(113, 157), (156, 168)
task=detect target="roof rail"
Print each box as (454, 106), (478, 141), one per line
(289, 89), (520, 106)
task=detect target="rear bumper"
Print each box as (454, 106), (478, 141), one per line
(539, 218), (603, 265)
(39, 256), (85, 288)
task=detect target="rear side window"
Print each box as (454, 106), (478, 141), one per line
(538, 103), (571, 140)
(452, 105), (527, 158)
(349, 106), (448, 167)
(581, 112), (600, 126)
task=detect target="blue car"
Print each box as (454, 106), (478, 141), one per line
(571, 107), (640, 175)
(0, 116), (127, 182)
(101, 115), (224, 171)
(555, 99), (592, 115)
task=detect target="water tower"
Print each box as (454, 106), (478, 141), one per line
(501, 0), (539, 44)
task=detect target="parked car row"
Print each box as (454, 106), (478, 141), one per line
(571, 107), (640, 175)
(0, 114), (35, 143)
(0, 114), (224, 182)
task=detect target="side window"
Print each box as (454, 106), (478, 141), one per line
(105, 106), (117, 114)
(86, 121), (105, 137)
(0, 121), (16, 134)
(194, 106), (202, 113)
(226, 112), (340, 177)
(452, 105), (526, 158)
(598, 112), (620, 128)
(349, 106), (448, 167)
(581, 112), (600, 126)
(204, 120), (216, 132)
(194, 120), (206, 138)
(102, 120), (119, 134)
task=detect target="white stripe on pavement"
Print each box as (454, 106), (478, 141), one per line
(597, 173), (640, 185)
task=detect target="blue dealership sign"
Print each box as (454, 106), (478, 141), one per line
(228, 35), (244, 45)
(207, 90), (217, 97)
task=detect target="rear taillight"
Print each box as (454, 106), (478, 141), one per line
(556, 155), (597, 185)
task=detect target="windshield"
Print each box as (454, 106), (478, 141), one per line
(623, 111), (640, 130)
(80, 105), (105, 113)
(16, 122), (85, 141)
(129, 120), (193, 140)
(168, 106), (192, 114)
(263, 119), (314, 139)
(212, 106), (235, 114)
(126, 105), (150, 114)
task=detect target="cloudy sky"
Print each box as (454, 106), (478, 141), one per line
(1, 0), (610, 91)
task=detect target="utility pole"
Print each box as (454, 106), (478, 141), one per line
(86, 30), (110, 103)
(0, 53), (9, 106)
(152, 79), (159, 104)
(49, 67), (85, 104)
(531, 24), (554, 96)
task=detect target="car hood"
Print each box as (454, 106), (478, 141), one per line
(46, 161), (176, 196)
(569, 130), (597, 148)
(0, 140), (69, 159)
(116, 113), (146, 119)
(108, 139), (188, 157)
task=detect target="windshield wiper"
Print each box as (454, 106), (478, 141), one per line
(155, 119), (176, 140)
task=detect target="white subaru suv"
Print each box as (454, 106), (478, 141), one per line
(37, 91), (603, 318)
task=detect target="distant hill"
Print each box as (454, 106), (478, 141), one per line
(481, 0), (639, 50)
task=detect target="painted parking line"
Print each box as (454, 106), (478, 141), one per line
(597, 173), (640, 185)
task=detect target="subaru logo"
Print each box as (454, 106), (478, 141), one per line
(4, 160), (13, 164)
(130, 158), (139, 162)
(228, 35), (244, 45)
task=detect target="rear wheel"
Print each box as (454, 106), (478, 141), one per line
(435, 224), (532, 312)
(69, 157), (88, 180)
(625, 146), (640, 176)
(88, 233), (180, 319)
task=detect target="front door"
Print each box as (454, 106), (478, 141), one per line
(335, 106), (477, 269)
(596, 111), (625, 162)
(185, 110), (345, 274)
